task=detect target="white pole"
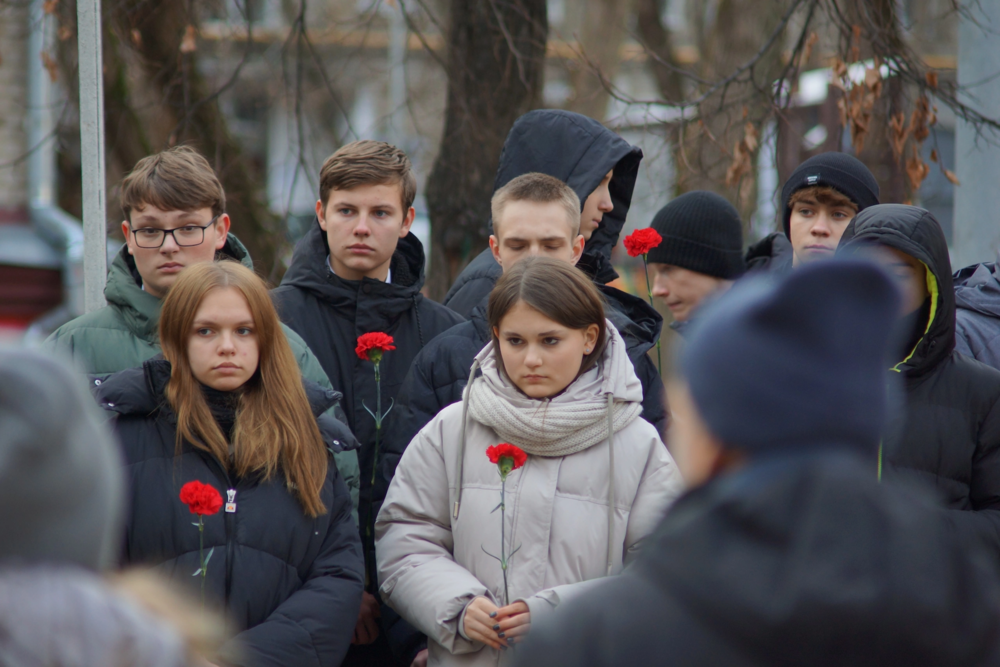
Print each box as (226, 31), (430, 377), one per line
(953, 1), (1000, 268)
(388, 0), (406, 147)
(77, 0), (107, 312)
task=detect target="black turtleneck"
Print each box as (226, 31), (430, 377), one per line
(200, 384), (240, 443)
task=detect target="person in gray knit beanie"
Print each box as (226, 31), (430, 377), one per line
(0, 347), (123, 570)
(646, 191), (745, 329)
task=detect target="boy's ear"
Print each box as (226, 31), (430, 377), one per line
(399, 206), (416, 238)
(570, 234), (585, 266)
(121, 221), (135, 256)
(315, 199), (326, 230)
(489, 235), (502, 268)
(214, 214), (231, 250)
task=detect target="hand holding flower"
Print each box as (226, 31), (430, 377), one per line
(463, 597), (507, 651)
(493, 600), (531, 646)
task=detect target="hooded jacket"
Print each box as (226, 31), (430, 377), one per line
(744, 232), (793, 274)
(840, 205), (1000, 555)
(514, 450), (1000, 667)
(441, 109), (644, 316)
(43, 235), (361, 509)
(271, 224), (464, 587)
(954, 254), (1000, 370)
(375, 327), (683, 667)
(96, 359), (365, 667)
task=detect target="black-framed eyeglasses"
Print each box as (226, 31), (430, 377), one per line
(129, 215), (221, 249)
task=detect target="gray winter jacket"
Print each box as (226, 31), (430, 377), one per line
(954, 257), (1000, 370)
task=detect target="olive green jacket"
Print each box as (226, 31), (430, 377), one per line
(45, 235), (361, 513)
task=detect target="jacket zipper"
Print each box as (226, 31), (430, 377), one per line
(199, 452), (238, 607)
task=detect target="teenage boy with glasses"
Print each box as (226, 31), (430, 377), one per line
(46, 146), (361, 509)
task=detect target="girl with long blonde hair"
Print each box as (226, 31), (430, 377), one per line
(96, 261), (364, 667)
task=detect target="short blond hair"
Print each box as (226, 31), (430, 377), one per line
(121, 146), (225, 222)
(491, 173), (581, 236)
(319, 140), (416, 211)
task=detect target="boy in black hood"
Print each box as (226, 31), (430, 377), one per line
(839, 204), (1000, 557)
(514, 260), (1000, 667)
(392, 111), (665, 463)
(272, 141), (464, 667)
(746, 151), (879, 272)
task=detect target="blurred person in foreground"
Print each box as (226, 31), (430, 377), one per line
(645, 191), (745, 335)
(0, 348), (215, 666)
(839, 205), (1000, 556)
(515, 260), (1000, 667)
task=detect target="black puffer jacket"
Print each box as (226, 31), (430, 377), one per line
(271, 224), (464, 662)
(840, 204), (1000, 555)
(441, 109), (644, 316)
(516, 450), (1000, 667)
(744, 231), (793, 274)
(394, 284), (666, 465)
(96, 359), (364, 667)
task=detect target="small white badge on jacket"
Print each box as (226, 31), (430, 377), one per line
(225, 489), (237, 513)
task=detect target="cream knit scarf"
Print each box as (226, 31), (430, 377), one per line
(467, 371), (642, 457)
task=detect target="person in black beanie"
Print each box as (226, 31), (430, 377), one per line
(745, 151), (879, 272)
(513, 260), (1000, 667)
(647, 191), (744, 329)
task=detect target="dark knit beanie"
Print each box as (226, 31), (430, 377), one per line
(781, 152), (880, 238)
(681, 258), (900, 455)
(646, 191), (745, 279)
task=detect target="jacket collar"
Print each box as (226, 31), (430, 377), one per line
(279, 221), (427, 316)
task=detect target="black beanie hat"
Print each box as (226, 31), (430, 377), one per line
(646, 191), (745, 279)
(681, 258), (900, 455)
(781, 152), (880, 238)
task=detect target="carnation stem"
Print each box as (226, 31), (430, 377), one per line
(199, 516), (205, 608)
(500, 475), (509, 607)
(367, 360), (382, 541)
(641, 254), (662, 374)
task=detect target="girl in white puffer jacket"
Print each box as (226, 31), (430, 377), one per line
(376, 257), (683, 667)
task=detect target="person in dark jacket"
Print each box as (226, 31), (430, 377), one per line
(398, 112), (665, 446)
(272, 140), (463, 667)
(515, 260), (1000, 667)
(646, 191), (745, 335)
(745, 151), (879, 272)
(838, 204), (1000, 556)
(442, 109), (643, 316)
(954, 253), (1000, 370)
(97, 262), (364, 667)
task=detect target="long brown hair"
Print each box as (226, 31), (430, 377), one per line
(159, 261), (328, 517)
(488, 256), (608, 377)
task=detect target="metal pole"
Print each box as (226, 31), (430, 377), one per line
(388, 0), (406, 147)
(953, 1), (1000, 268)
(77, 0), (107, 312)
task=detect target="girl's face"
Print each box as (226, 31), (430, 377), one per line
(187, 286), (260, 391)
(495, 301), (599, 399)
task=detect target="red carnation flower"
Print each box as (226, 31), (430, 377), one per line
(623, 228), (663, 258)
(487, 443), (528, 478)
(179, 481), (223, 516)
(356, 332), (396, 362)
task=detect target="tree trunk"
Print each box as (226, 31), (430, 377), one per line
(104, 0), (283, 276)
(424, 0), (548, 300)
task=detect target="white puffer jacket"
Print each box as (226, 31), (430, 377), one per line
(375, 326), (683, 666)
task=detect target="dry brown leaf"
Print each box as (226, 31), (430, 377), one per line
(41, 51), (58, 82)
(905, 147), (930, 191)
(179, 25), (197, 54)
(42, 0), (57, 14)
(926, 71), (939, 89)
(832, 57), (848, 81)
(944, 169), (960, 185)
(131, 29), (142, 46)
(725, 123), (759, 187)
(800, 32), (819, 68)
(889, 112), (909, 161)
(930, 149), (939, 163)
(909, 95), (931, 144)
(864, 65), (881, 90)
(743, 122), (759, 153)
(850, 26), (862, 62)
(58, 25), (72, 41)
